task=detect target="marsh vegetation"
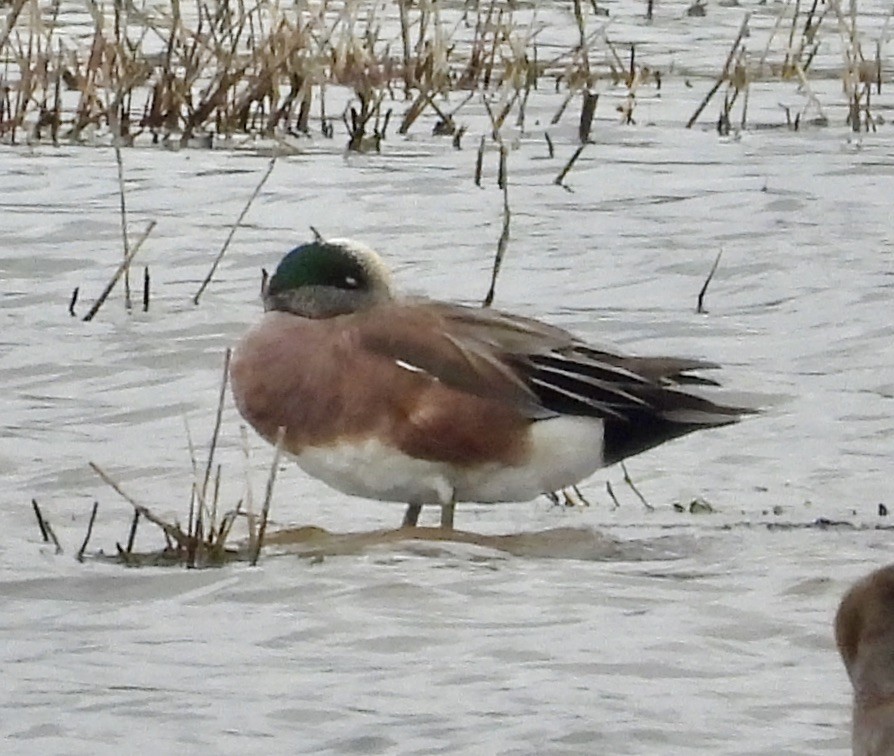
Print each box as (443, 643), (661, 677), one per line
(1, 0), (887, 151)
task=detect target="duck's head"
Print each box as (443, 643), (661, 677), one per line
(263, 238), (394, 318)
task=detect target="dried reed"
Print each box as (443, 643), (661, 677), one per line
(193, 157), (276, 305)
(5, 0), (858, 145)
(554, 143), (587, 189)
(76, 501), (100, 562)
(697, 249), (723, 314)
(0, 0), (648, 146)
(82, 220), (156, 322)
(621, 462), (653, 511)
(687, 14), (752, 129)
(483, 145), (510, 307)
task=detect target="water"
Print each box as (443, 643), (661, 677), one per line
(3, 1), (894, 752)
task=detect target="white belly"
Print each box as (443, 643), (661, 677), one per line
(292, 416), (605, 505)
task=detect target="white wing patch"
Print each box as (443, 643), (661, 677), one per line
(395, 359), (428, 374)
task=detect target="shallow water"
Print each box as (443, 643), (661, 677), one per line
(3, 1), (894, 753)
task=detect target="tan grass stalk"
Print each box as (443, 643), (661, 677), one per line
(0, 0), (28, 53)
(200, 349), (231, 515)
(89, 461), (191, 548)
(250, 426), (286, 566)
(782, 0), (802, 77)
(240, 423), (257, 555)
(113, 132), (131, 309)
(182, 416), (200, 536)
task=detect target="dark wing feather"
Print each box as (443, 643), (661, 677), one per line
(354, 300), (751, 443)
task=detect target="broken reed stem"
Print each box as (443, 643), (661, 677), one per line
(113, 138), (132, 310)
(757, 0), (788, 74)
(474, 135), (485, 186)
(184, 348), (232, 556)
(211, 463), (222, 532)
(482, 96), (499, 141)
(188, 484), (202, 567)
(31, 499), (63, 554)
(783, 0), (802, 76)
(497, 142), (507, 190)
(240, 423), (258, 556)
(483, 146), (510, 308)
(250, 426), (286, 566)
(571, 0), (589, 76)
(200, 349), (231, 516)
(82, 220), (157, 322)
(579, 90), (598, 142)
(193, 156), (277, 305)
(686, 13), (752, 128)
(551, 90), (574, 125)
(214, 500), (242, 556)
(44, 519), (63, 554)
(605, 480), (621, 509)
(827, 0), (868, 131)
(31, 498), (50, 542)
(554, 143), (587, 188)
(398, 0), (412, 94)
(89, 461), (191, 548)
(621, 462), (653, 511)
(77, 501), (100, 562)
(183, 416), (199, 537)
(68, 287), (79, 317)
(125, 509), (140, 552)
(142, 267), (150, 312)
(0, 0), (28, 52)
(697, 249), (723, 314)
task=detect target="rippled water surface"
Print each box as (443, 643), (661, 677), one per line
(3, 2), (894, 753)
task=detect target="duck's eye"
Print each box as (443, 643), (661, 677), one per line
(343, 275), (360, 289)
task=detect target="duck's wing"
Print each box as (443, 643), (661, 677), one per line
(352, 301), (551, 418)
(354, 301), (749, 427)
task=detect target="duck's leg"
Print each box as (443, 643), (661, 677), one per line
(402, 503), (422, 528)
(440, 498), (455, 530)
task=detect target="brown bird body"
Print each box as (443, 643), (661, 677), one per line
(231, 238), (751, 528)
(836, 565), (894, 756)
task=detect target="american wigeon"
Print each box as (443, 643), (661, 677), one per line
(230, 238), (751, 529)
(836, 565), (894, 755)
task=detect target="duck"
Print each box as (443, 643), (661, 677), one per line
(230, 237), (751, 530)
(836, 564), (894, 755)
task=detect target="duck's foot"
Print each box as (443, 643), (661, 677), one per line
(402, 503), (422, 528)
